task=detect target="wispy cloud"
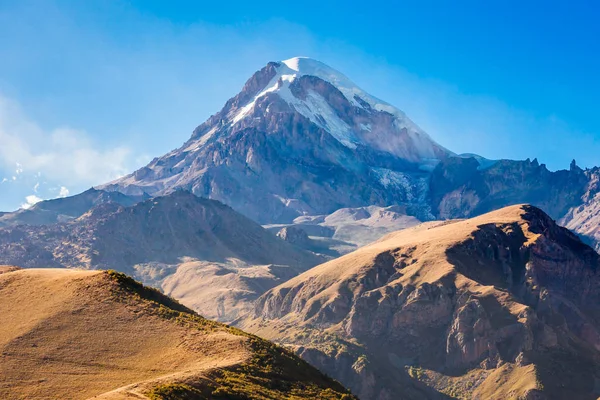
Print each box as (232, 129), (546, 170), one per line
(20, 194), (42, 210)
(0, 94), (137, 187)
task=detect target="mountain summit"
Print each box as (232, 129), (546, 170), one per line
(220, 56), (448, 160)
(100, 57), (600, 251)
(101, 57), (450, 222)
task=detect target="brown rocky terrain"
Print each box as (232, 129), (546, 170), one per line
(0, 191), (323, 322)
(0, 266), (355, 400)
(242, 205), (600, 399)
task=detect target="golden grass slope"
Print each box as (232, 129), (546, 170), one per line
(0, 267), (355, 400)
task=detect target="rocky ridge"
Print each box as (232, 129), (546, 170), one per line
(242, 205), (600, 399)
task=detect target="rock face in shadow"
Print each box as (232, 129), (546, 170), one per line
(429, 158), (600, 250)
(277, 226), (312, 247)
(560, 166), (600, 253)
(242, 205), (600, 399)
(0, 191), (323, 323)
(429, 157), (590, 220)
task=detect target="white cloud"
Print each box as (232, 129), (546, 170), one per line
(58, 186), (69, 198)
(0, 94), (134, 188)
(20, 194), (42, 210)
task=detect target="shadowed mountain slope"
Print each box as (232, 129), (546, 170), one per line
(242, 205), (600, 399)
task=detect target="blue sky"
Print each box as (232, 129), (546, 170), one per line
(0, 0), (599, 211)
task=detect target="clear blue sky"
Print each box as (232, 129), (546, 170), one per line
(0, 0), (599, 211)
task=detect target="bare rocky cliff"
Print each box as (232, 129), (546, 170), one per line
(559, 166), (600, 253)
(242, 205), (600, 399)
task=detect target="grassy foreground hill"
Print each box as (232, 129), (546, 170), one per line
(0, 266), (355, 400)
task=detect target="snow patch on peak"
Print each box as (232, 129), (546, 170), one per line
(230, 59), (360, 148)
(281, 57), (432, 137)
(281, 56), (311, 71)
(282, 57), (380, 109)
(225, 57), (449, 160)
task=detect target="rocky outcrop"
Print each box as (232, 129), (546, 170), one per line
(277, 226), (311, 247)
(429, 157), (589, 221)
(242, 205), (600, 399)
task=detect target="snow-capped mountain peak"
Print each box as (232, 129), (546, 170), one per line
(226, 57), (449, 160)
(280, 56), (414, 118)
(101, 57), (451, 223)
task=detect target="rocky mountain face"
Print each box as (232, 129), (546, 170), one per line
(559, 167), (600, 252)
(0, 191), (323, 322)
(100, 57), (449, 223)
(429, 157), (599, 245)
(97, 57), (600, 250)
(242, 205), (600, 399)
(429, 158), (585, 219)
